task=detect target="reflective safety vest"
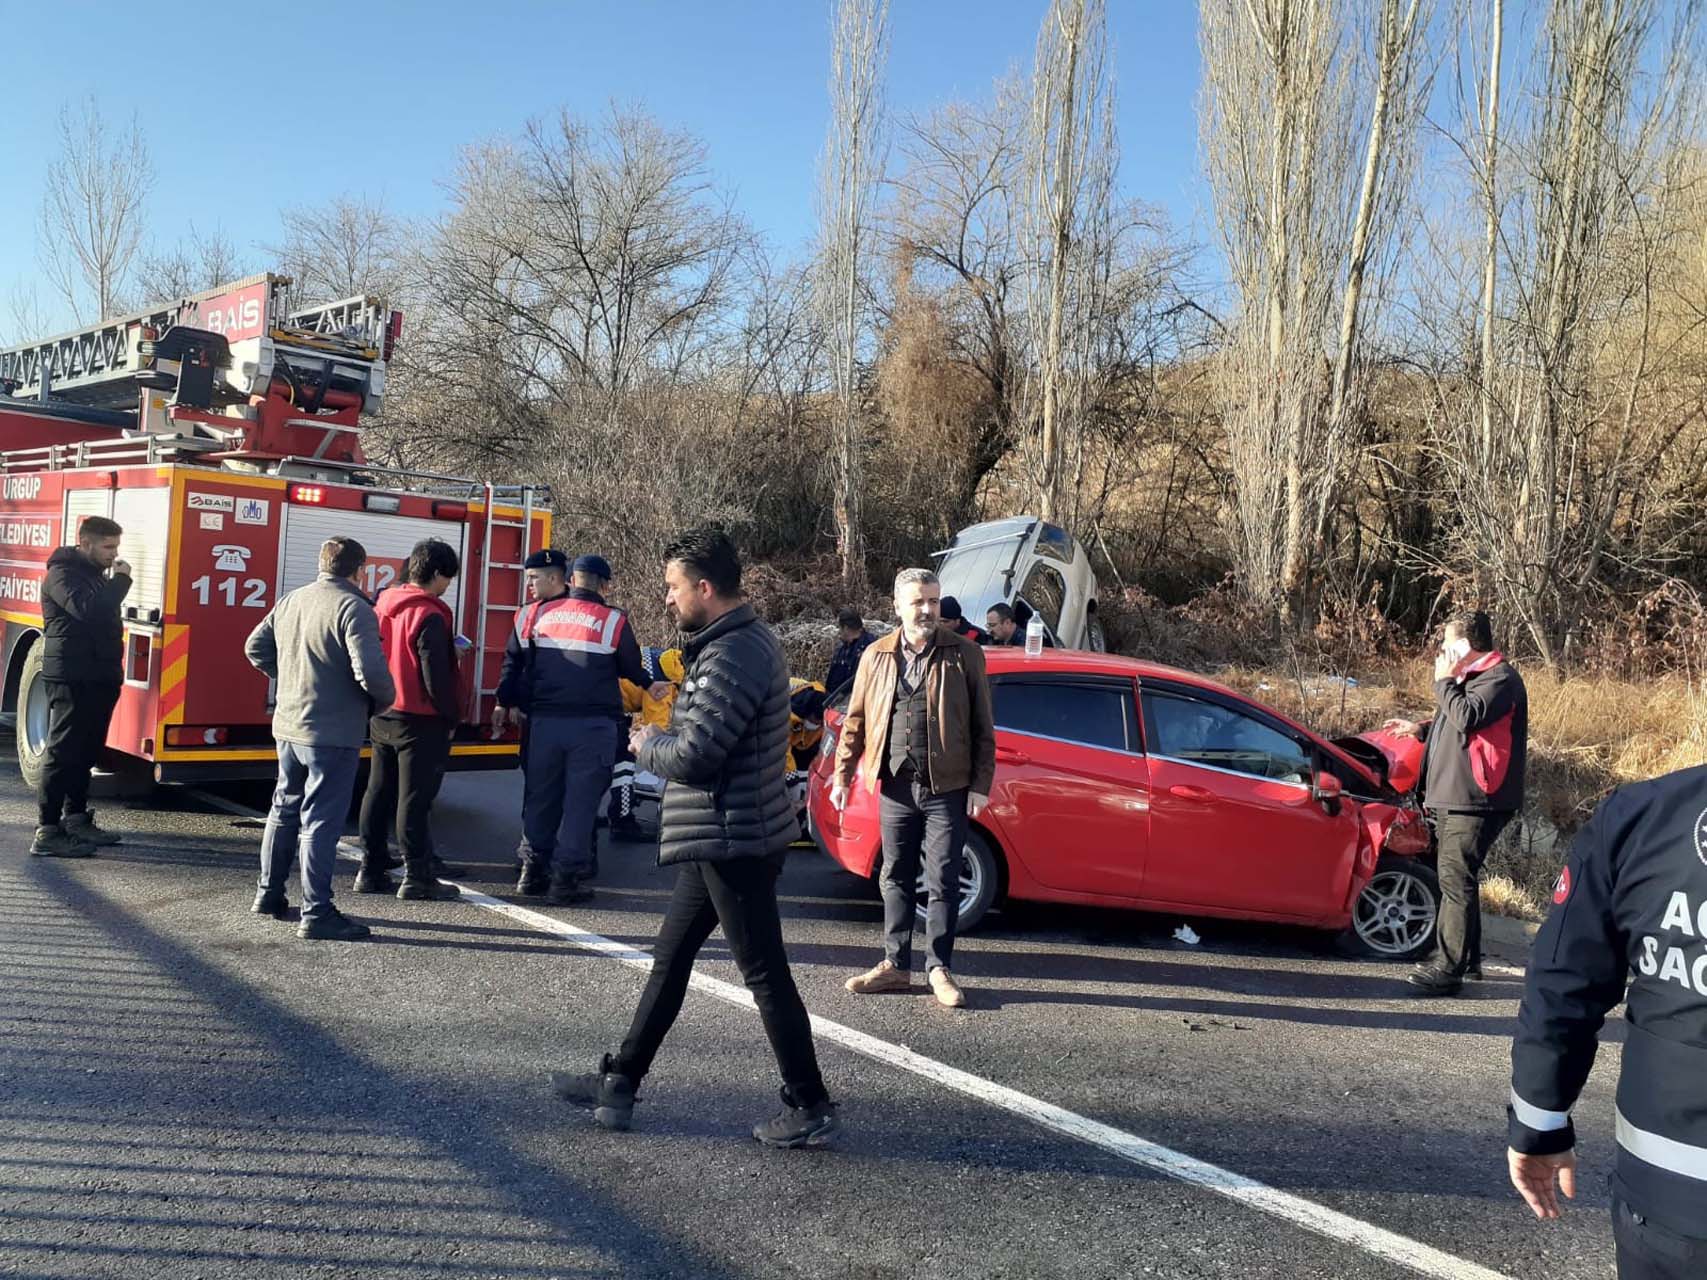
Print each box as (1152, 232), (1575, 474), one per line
(509, 591), (632, 718)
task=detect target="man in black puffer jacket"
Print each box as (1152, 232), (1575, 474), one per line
(549, 527), (839, 1149)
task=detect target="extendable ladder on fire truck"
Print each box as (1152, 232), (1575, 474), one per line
(472, 483), (545, 720)
(0, 274), (397, 416)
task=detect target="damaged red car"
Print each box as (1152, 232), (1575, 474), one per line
(807, 648), (1437, 959)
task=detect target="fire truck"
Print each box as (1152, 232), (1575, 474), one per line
(0, 274), (549, 787)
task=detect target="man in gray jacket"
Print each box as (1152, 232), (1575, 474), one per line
(245, 537), (396, 941)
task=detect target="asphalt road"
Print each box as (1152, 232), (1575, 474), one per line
(0, 752), (1626, 1279)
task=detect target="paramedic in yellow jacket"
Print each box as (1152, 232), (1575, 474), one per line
(610, 647), (683, 841)
(788, 676), (826, 769)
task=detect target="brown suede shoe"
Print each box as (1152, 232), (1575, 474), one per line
(845, 959), (913, 994)
(928, 967), (967, 1008)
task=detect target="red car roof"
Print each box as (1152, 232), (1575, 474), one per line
(982, 648), (1338, 759)
(983, 647), (1244, 699)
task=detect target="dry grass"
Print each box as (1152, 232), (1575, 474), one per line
(1481, 874), (1545, 922)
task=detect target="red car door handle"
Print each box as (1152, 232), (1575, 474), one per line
(995, 747), (1031, 766)
(1168, 784), (1214, 803)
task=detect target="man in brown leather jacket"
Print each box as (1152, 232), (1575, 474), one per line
(832, 567), (996, 1008)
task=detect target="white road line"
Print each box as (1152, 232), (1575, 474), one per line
(190, 792), (1508, 1280)
(458, 889), (1507, 1280)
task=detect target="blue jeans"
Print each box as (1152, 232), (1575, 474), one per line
(520, 714), (620, 880)
(258, 741), (361, 920)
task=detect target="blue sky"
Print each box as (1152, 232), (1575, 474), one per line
(0, 1), (1205, 333)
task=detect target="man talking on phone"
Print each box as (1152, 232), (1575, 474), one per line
(33, 515), (131, 857)
(1385, 609), (1528, 996)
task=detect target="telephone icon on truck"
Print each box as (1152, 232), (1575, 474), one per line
(212, 544), (251, 573)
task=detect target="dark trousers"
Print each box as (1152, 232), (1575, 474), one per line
(38, 679), (121, 827)
(1431, 810), (1512, 978)
(359, 714), (452, 875)
(878, 772), (969, 973)
(520, 714), (620, 881)
(1614, 1197), (1707, 1279)
(615, 856), (828, 1107)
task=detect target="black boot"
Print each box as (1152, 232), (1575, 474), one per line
(550, 1054), (637, 1131)
(251, 886), (290, 918)
(516, 862), (550, 896)
(353, 864), (397, 894)
(1406, 964), (1463, 997)
(752, 1088), (840, 1149)
(297, 909), (372, 942)
(546, 874), (594, 906)
(398, 868), (462, 901)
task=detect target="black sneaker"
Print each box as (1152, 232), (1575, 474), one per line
(1406, 965), (1462, 997)
(550, 1056), (637, 1131)
(352, 867), (396, 894)
(251, 887), (290, 918)
(30, 824), (96, 858)
(752, 1090), (840, 1149)
(63, 811), (122, 847)
(298, 910), (372, 942)
(546, 876), (594, 906)
(398, 877), (462, 901)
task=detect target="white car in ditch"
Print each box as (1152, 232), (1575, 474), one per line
(932, 516), (1104, 651)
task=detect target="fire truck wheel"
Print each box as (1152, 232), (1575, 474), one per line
(15, 642), (49, 791)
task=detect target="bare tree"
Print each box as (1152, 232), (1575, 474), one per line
(1434, 0), (1706, 663)
(271, 195), (408, 303)
(36, 96), (153, 322)
(391, 109), (784, 582)
(1476, 0), (1505, 470)
(816, 0), (890, 589)
(1199, 0), (1432, 620)
(2, 285), (51, 348)
(133, 225), (247, 304)
(1023, 0), (1116, 523)
(889, 85), (1026, 523)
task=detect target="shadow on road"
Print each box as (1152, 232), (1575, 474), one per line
(0, 863), (745, 1280)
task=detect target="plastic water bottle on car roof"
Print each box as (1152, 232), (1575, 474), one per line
(1024, 613), (1044, 657)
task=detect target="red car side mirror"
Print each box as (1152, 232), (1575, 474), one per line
(1313, 771), (1344, 814)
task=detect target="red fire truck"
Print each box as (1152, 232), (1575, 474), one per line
(0, 274), (549, 786)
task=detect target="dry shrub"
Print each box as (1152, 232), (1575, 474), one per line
(1481, 874), (1544, 921)
(1100, 578), (1279, 670)
(1577, 580), (1707, 679)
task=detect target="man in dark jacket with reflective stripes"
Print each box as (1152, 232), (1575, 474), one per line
(549, 526), (838, 1149)
(1506, 764), (1707, 1278)
(1385, 609), (1528, 995)
(495, 549), (661, 905)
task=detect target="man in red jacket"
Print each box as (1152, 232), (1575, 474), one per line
(357, 539), (465, 901)
(1385, 608), (1529, 996)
